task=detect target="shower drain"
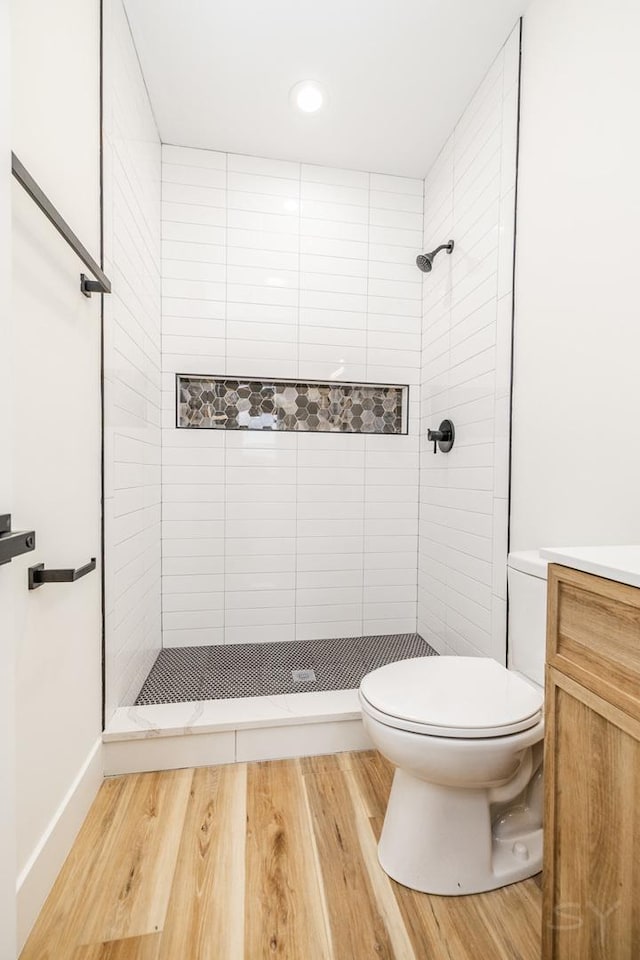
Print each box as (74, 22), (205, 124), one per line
(291, 669), (316, 683)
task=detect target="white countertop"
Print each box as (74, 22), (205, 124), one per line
(540, 545), (640, 589)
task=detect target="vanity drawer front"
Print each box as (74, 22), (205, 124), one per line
(547, 564), (640, 720)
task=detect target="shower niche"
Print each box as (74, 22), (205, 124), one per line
(176, 374), (409, 435)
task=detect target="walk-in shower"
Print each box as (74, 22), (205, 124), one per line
(100, 7), (521, 776)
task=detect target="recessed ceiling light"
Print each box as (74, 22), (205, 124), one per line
(290, 80), (325, 114)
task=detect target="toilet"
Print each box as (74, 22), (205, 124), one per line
(359, 550), (548, 895)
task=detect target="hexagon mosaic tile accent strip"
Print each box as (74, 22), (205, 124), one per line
(177, 375), (407, 434)
(135, 633), (437, 704)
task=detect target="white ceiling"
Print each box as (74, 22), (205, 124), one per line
(123, 0), (526, 178)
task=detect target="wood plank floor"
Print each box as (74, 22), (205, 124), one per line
(21, 751), (542, 960)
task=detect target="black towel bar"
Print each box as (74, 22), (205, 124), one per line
(11, 153), (111, 298)
(28, 558), (96, 590)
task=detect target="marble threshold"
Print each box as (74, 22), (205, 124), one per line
(102, 689), (371, 775)
(104, 688), (363, 742)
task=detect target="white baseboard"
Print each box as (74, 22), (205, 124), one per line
(16, 738), (103, 952)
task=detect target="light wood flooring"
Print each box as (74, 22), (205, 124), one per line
(21, 751), (542, 960)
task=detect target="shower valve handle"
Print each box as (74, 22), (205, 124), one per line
(427, 420), (455, 454)
(427, 428), (445, 453)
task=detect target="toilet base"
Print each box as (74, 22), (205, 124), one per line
(378, 767), (543, 895)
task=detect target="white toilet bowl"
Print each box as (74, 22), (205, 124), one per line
(359, 656), (544, 896)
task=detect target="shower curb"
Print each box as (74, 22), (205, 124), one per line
(102, 688), (372, 775)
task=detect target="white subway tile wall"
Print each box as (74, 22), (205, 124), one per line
(101, 9), (518, 689)
(161, 147), (423, 646)
(103, 0), (162, 715)
(418, 24), (519, 662)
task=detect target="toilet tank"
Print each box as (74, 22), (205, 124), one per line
(507, 551), (549, 688)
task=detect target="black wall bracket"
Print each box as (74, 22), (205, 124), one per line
(28, 557), (97, 590)
(0, 514), (36, 566)
(427, 419), (455, 454)
(80, 274), (106, 298)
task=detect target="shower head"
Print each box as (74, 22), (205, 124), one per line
(416, 240), (455, 273)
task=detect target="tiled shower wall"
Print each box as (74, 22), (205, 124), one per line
(417, 24), (520, 662)
(103, 0), (162, 715)
(160, 147), (423, 646)
(101, 11), (520, 685)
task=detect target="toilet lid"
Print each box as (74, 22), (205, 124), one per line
(359, 657), (543, 739)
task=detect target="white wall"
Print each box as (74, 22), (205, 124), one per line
(103, 0), (162, 717)
(11, 0), (103, 947)
(0, 0), (17, 953)
(511, 0), (640, 549)
(417, 24), (520, 661)
(161, 147), (422, 646)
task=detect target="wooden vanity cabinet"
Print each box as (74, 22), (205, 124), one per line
(543, 564), (640, 960)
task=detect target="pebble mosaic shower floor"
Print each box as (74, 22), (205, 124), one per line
(135, 633), (437, 704)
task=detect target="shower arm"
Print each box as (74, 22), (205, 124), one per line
(430, 243), (453, 258)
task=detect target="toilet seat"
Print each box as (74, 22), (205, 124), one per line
(359, 656), (544, 739)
